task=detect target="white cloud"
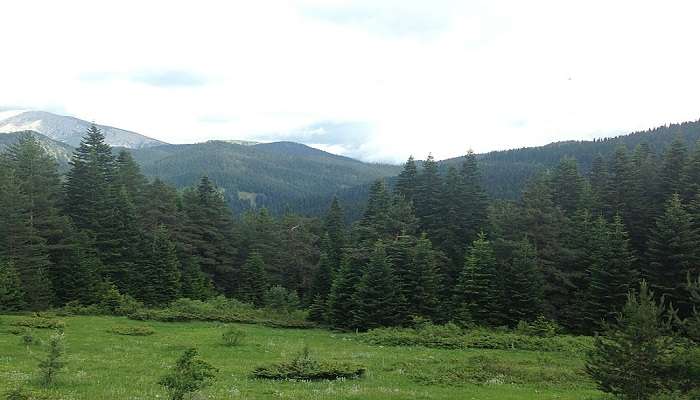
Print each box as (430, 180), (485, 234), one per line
(1, 0), (699, 163)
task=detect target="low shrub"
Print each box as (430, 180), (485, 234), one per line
(3, 387), (51, 400)
(515, 316), (562, 337)
(159, 348), (217, 400)
(38, 332), (66, 387)
(109, 325), (155, 336)
(11, 317), (65, 331)
(360, 322), (593, 354)
(20, 329), (37, 346)
(252, 347), (365, 381)
(221, 326), (245, 346)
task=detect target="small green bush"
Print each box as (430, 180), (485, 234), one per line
(158, 348), (217, 400)
(3, 387), (51, 400)
(221, 327), (244, 346)
(20, 329), (36, 346)
(38, 332), (66, 387)
(109, 325), (155, 336)
(515, 316), (562, 337)
(263, 285), (300, 313)
(252, 347), (365, 381)
(12, 317), (65, 331)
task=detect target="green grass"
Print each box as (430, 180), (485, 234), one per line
(0, 315), (605, 399)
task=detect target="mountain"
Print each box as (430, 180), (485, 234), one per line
(128, 140), (401, 215)
(0, 110), (166, 149)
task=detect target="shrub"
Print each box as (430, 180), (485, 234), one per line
(3, 387), (51, 400)
(158, 348), (217, 400)
(99, 285), (143, 316)
(515, 316), (561, 337)
(20, 329), (36, 346)
(12, 317), (65, 331)
(38, 332), (66, 387)
(109, 325), (155, 336)
(221, 327), (245, 346)
(252, 347), (365, 381)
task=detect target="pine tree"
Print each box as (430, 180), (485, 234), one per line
(413, 154), (443, 238)
(351, 242), (406, 329)
(683, 139), (700, 202)
(586, 281), (675, 400)
(459, 150), (489, 244)
(309, 235), (334, 302)
(659, 136), (688, 201)
(604, 146), (634, 219)
(395, 155), (418, 203)
(406, 235), (441, 320)
(550, 157), (585, 216)
(50, 225), (101, 305)
(327, 256), (362, 329)
(114, 150), (148, 206)
(141, 226), (182, 306)
(503, 238), (543, 325)
(238, 253), (267, 307)
(586, 215), (638, 331)
(645, 194), (700, 316)
(0, 260), (24, 311)
(589, 153), (608, 213)
(323, 197), (345, 268)
(453, 232), (502, 326)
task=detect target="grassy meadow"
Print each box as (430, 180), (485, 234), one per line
(0, 315), (605, 399)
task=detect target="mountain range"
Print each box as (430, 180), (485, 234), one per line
(2, 110), (699, 216)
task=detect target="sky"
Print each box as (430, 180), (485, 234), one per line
(1, 0), (700, 163)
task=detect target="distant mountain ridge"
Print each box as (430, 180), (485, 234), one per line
(0, 110), (166, 149)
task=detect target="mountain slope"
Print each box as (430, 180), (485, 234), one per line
(442, 119), (700, 199)
(0, 130), (73, 168)
(0, 111), (166, 149)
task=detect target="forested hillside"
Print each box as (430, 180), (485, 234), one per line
(456, 119), (700, 198)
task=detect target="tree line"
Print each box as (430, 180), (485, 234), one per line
(2, 126), (700, 336)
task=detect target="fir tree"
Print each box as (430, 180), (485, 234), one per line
(645, 194), (700, 316)
(586, 215), (638, 331)
(238, 252), (268, 307)
(309, 235), (334, 302)
(503, 238), (543, 325)
(351, 242), (406, 329)
(413, 154), (443, 238)
(141, 226), (182, 305)
(406, 235), (441, 320)
(395, 155), (419, 203)
(179, 257), (213, 300)
(453, 232), (502, 326)
(327, 256), (362, 329)
(659, 136), (687, 201)
(323, 197), (345, 268)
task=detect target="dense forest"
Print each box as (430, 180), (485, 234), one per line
(1, 125), (700, 338)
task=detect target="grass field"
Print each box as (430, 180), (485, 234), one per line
(0, 315), (605, 399)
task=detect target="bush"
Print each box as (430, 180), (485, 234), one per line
(109, 325), (155, 336)
(3, 387), (51, 400)
(20, 329), (36, 346)
(38, 332), (66, 387)
(515, 316), (562, 337)
(221, 326), (245, 346)
(360, 322), (592, 353)
(158, 348), (217, 400)
(12, 317), (65, 331)
(252, 347), (365, 381)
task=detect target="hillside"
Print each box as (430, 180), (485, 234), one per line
(0, 110), (166, 149)
(444, 119), (700, 199)
(0, 130), (73, 168)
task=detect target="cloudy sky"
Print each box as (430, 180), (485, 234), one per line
(1, 0), (700, 163)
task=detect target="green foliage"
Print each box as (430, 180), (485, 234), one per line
(158, 348), (217, 400)
(221, 326), (245, 346)
(586, 281), (686, 400)
(263, 285), (299, 313)
(251, 347), (365, 381)
(109, 325), (155, 336)
(11, 317), (65, 331)
(37, 331), (65, 387)
(515, 316), (562, 337)
(0, 261), (24, 311)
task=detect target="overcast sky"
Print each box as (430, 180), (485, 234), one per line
(2, 0), (700, 163)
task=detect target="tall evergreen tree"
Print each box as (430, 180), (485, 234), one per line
(551, 157), (585, 216)
(503, 238), (543, 325)
(405, 235), (441, 320)
(351, 242), (406, 329)
(586, 215), (638, 331)
(327, 256), (362, 329)
(238, 252), (268, 307)
(453, 232), (502, 326)
(114, 150), (148, 206)
(395, 155), (419, 203)
(179, 257), (213, 300)
(323, 197), (345, 268)
(659, 136), (688, 201)
(140, 226), (181, 306)
(645, 194), (700, 316)
(413, 154), (443, 238)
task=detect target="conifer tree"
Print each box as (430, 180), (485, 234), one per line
(683, 139), (700, 202)
(395, 155), (419, 203)
(453, 232), (502, 326)
(114, 150), (148, 206)
(503, 238), (543, 325)
(645, 194), (700, 316)
(179, 257), (213, 300)
(351, 242), (406, 329)
(309, 235), (334, 302)
(413, 154), (443, 238)
(589, 153), (608, 213)
(327, 256), (361, 329)
(238, 252), (268, 307)
(0, 260), (24, 311)
(406, 235), (441, 320)
(49, 226), (101, 305)
(604, 146), (634, 219)
(140, 226), (182, 306)
(551, 157), (585, 216)
(586, 215), (638, 331)
(459, 150), (489, 244)
(659, 136), (688, 201)
(323, 197), (345, 268)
